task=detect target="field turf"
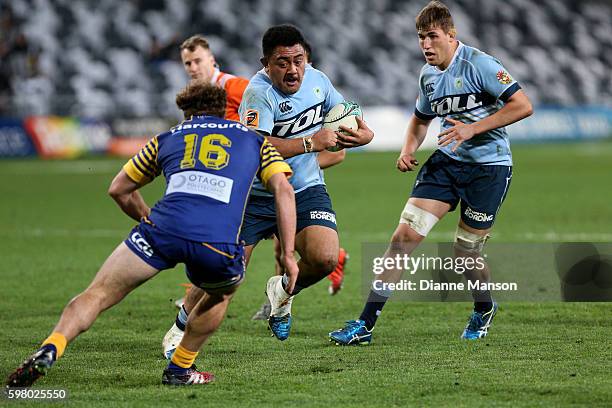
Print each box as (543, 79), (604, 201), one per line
(1, 141), (611, 407)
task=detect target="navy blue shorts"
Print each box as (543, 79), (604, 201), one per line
(240, 184), (337, 246)
(411, 150), (512, 229)
(124, 222), (245, 290)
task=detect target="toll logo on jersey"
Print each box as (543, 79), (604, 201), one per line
(166, 170), (234, 203)
(496, 70), (513, 85)
(130, 232), (154, 257)
(279, 101), (293, 114)
(430, 92), (495, 116)
(272, 102), (324, 137)
(244, 109), (259, 128)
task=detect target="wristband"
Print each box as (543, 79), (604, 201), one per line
(303, 136), (314, 153)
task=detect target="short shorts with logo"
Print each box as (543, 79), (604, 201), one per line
(240, 184), (337, 246)
(124, 222), (245, 290)
(411, 150), (512, 229)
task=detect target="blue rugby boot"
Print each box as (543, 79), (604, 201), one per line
(329, 319), (372, 345)
(461, 302), (498, 340)
(265, 276), (294, 341)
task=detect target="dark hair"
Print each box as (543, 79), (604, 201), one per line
(180, 34), (211, 52)
(175, 81), (226, 119)
(415, 1), (456, 36)
(303, 41), (312, 63)
(262, 24), (307, 60)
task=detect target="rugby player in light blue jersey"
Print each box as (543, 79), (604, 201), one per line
(241, 24), (374, 340)
(6, 82), (298, 387)
(330, 0), (533, 345)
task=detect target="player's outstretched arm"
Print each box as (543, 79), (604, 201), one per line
(108, 169), (151, 222)
(438, 90), (533, 151)
(266, 172), (299, 293)
(397, 115), (432, 172)
(336, 117), (374, 148)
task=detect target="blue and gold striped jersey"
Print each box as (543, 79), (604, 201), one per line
(415, 42), (521, 166)
(123, 115), (292, 244)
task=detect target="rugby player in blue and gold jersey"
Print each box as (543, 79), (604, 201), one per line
(330, 0), (533, 345)
(6, 82), (297, 387)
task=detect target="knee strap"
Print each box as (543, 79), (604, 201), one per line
(454, 226), (489, 253)
(399, 203), (439, 236)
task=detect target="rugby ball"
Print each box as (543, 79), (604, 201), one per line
(322, 101), (363, 152)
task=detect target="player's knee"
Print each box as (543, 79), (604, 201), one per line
(454, 225), (489, 254)
(398, 203), (439, 239)
(309, 252), (338, 275)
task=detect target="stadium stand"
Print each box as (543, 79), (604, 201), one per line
(1, 0), (611, 119)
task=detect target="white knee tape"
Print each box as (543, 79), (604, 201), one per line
(454, 226), (489, 253)
(399, 203), (439, 236)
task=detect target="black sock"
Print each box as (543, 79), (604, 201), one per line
(473, 290), (493, 313)
(359, 290), (390, 330)
(281, 274), (303, 296)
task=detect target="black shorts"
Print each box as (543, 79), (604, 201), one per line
(411, 150), (512, 229)
(240, 184), (337, 246)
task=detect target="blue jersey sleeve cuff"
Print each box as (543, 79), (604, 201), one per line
(499, 83), (521, 103)
(414, 108), (437, 121)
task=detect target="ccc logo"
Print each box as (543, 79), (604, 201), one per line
(131, 232), (154, 257)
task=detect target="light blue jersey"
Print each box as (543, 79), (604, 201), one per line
(239, 65), (344, 196)
(415, 42), (521, 165)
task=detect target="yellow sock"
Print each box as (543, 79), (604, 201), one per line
(171, 345), (198, 369)
(42, 332), (67, 358)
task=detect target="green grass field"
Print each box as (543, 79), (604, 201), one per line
(1, 141), (611, 407)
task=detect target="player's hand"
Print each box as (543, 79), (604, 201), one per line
(396, 153), (419, 172)
(311, 128), (338, 152)
(281, 253), (299, 295)
(337, 117), (374, 148)
(437, 118), (476, 152)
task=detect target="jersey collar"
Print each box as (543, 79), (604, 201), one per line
(434, 41), (464, 73)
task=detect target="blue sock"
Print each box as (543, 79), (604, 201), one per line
(175, 305), (188, 331)
(167, 362), (189, 373)
(359, 290), (390, 330)
(40, 344), (58, 361)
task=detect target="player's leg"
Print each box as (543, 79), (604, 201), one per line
(266, 224), (338, 340)
(454, 221), (498, 339)
(457, 164), (512, 340)
(6, 242), (160, 387)
(163, 285), (206, 358)
(329, 198), (450, 345)
(163, 243), (258, 359)
(162, 242), (245, 385)
(327, 246), (349, 295)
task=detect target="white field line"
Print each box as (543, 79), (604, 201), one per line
(3, 228), (612, 242)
